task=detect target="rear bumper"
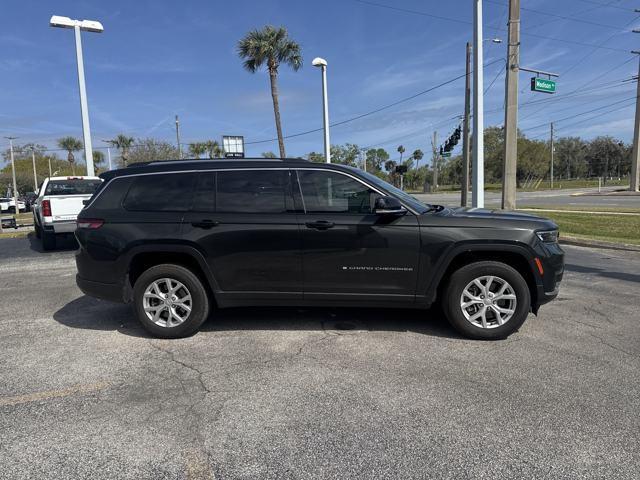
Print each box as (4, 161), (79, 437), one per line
(76, 275), (129, 303)
(44, 220), (77, 234)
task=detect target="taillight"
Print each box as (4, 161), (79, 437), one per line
(42, 199), (52, 217)
(76, 218), (104, 229)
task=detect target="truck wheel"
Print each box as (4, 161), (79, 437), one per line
(442, 261), (531, 340)
(133, 264), (210, 339)
(41, 231), (56, 251)
(8, 206), (15, 214)
(34, 223), (41, 238)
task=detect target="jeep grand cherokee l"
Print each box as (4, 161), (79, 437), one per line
(75, 159), (564, 340)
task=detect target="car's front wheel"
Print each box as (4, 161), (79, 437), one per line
(442, 261), (531, 340)
(133, 264), (210, 338)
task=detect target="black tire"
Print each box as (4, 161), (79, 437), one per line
(8, 206), (15, 214)
(41, 231), (56, 251)
(133, 264), (210, 338)
(34, 223), (41, 239)
(442, 261), (531, 340)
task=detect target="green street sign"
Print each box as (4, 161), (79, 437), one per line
(531, 77), (556, 94)
(441, 152), (452, 158)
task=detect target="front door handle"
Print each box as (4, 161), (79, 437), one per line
(305, 220), (335, 230)
(191, 219), (219, 229)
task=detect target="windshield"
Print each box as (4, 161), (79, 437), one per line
(345, 167), (431, 214)
(45, 179), (103, 196)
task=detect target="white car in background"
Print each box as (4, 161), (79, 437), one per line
(0, 197), (26, 213)
(32, 176), (103, 250)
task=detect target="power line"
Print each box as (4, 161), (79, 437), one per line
(485, 0), (629, 30)
(571, 0), (635, 12)
(244, 58), (503, 146)
(353, 0), (630, 52)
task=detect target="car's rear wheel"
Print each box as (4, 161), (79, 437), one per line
(41, 231), (56, 251)
(442, 261), (531, 340)
(34, 222), (41, 239)
(133, 264), (210, 338)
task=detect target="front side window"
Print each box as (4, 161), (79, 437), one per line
(297, 170), (377, 214)
(216, 170), (289, 213)
(123, 173), (195, 212)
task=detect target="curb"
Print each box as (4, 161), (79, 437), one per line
(560, 236), (640, 252)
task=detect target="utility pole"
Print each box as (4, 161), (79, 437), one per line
(472, 0), (485, 208)
(47, 157), (52, 178)
(631, 51), (640, 192)
(502, 0), (520, 210)
(549, 122), (554, 189)
(175, 115), (182, 159)
(5, 137), (19, 218)
(31, 146), (38, 191)
(431, 131), (439, 191)
(462, 42), (472, 207)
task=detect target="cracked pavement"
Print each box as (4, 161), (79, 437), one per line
(0, 235), (639, 479)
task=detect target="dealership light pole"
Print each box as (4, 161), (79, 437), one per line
(50, 15), (103, 177)
(472, 0), (485, 208)
(5, 137), (19, 218)
(30, 146), (38, 191)
(312, 57), (331, 163)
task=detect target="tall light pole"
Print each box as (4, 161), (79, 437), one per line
(631, 49), (640, 192)
(50, 15), (103, 177)
(5, 137), (19, 217)
(312, 57), (331, 163)
(472, 0), (484, 208)
(30, 146), (38, 191)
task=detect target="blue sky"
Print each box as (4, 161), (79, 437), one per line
(1, 0), (639, 164)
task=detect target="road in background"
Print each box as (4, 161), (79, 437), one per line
(1, 236), (639, 479)
(414, 186), (640, 208)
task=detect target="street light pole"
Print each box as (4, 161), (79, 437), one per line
(550, 122), (554, 189)
(73, 25), (94, 176)
(312, 57), (331, 163)
(631, 51), (640, 192)
(5, 137), (19, 217)
(472, 0), (484, 208)
(50, 16), (103, 177)
(31, 146), (38, 191)
(462, 42), (472, 207)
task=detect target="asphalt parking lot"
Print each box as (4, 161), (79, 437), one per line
(1, 235), (639, 479)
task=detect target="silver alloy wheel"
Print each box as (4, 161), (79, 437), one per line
(460, 275), (517, 329)
(142, 278), (192, 328)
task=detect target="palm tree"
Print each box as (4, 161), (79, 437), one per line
(412, 149), (424, 169)
(92, 150), (105, 169)
(205, 140), (224, 159)
(384, 160), (397, 172)
(397, 145), (405, 164)
(188, 142), (208, 159)
(107, 134), (134, 166)
(57, 136), (83, 174)
(237, 25), (302, 158)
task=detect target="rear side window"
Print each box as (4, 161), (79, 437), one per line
(45, 179), (102, 196)
(216, 170), (289, 213)
(124, 173), (196, 212)
(192, 173), (216, 212)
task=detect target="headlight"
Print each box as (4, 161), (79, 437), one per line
(536, 229), (559, 243)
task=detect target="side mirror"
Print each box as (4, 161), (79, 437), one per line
(374, 196), (407, 215)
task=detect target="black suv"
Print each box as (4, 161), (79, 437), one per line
(75, 159), (564, 340)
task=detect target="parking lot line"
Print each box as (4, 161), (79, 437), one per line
(0, 382), (109, 407)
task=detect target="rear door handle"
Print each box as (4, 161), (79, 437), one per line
(305, 220), (335, 230)
(191, 219), (219, 229)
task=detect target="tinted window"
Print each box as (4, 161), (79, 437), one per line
(45, 179), (102, 196)
(217, 170), (289, 213)
(192, 173), (216, 213)
(124, 173), (195, 212)
(297, 170), (377, 214)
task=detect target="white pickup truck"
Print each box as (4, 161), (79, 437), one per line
(33, 176), (103, 250)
